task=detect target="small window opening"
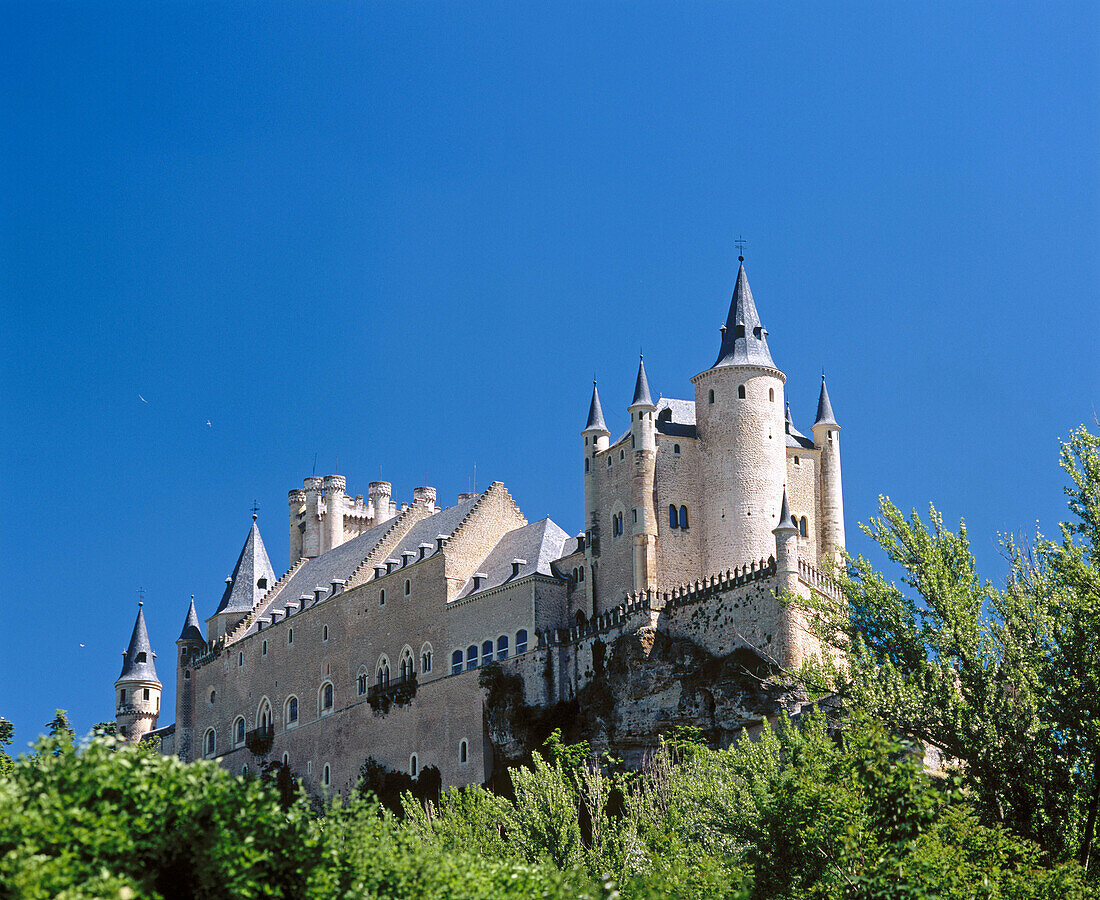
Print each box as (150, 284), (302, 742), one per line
(738, 385), (746, 399)
(769, 388), (775, 401)
(257, 577), (267, 590)
(209, 690), (216, 703)
(459, 740), (468, 764)
(673, 444), (680, 455)
(708, 389), (715, 404)
(238, 651), (243, 667)
(143, 688), (150, 700)
(135, 652), (146, 663)
(585, 459), (589, 472)
(357, 670), (367, 695)
(452, 650), (463, 675)
(286, 696), (298, 724)
(379, 590), (385, 606)
(799, 517), (809, 538)
(516, 629), (528, 654)
(323, 764), (331, 786)
(679, 506), (689, 529)
(579, 567), (584, 581)
(496, 635), (509, 660)
(481, 640), (494, 667)
(409, 755), (418, 777)
(422, 647), (432, 673)
(466, 645), (478, 671)
(288, 628), (294, 645)
(262, 639), (268, 656)
(322, 625), (329, 642)
(669, 505), (678, 529)
(404, 579), (411, 596)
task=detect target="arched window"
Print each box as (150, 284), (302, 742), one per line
(481, 640), (494, 667)
(769, 388), (775, 401)
(400, 647), (414, 681)
(451, 650), (463, 675)
(466, 645), (478, 670)
(579, 567), (584, 581)
(708, 389), (715, 404)
(282, 752), (289, 766)
(679, 506), (689, 529)
(622, 447), (627, 458)
(409, 754), (418, 777)
(516, 629), (528, 654)
(258, 700), (272, 730)
(234, 716), (245, 747)
(209, 690), (216, 704)
(320, 682), (334, 714)
(673, 443), (680, 455)
(285, 695), (299, 727)
(322, 764), (331, 787)
(322, 625), (329, 642)
(376, 657), (390, 688)
(497, 635), (509, 661)
(357, 667), (368, 696)
(738, 385), (746, 399)
(669, 504), (678, 529)
(203, 728), (216, 759)
(799, 517), (809, 538)
(404, 579), (411, 596)
(421, 643), (433, 674)
(459, 740), (468, 764)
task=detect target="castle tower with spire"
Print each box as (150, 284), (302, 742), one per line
(207, 516), (276, 641)
(628, 356), (658, 593)
(114, 603), (161, 742)
(691, 260), (788, 572)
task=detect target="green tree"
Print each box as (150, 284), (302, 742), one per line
(798, 427), (1100, 870)
(0, 718), (13, 778)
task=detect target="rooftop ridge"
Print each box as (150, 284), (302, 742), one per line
(447, 482), (526, 545)
(346, 501), (432, 589)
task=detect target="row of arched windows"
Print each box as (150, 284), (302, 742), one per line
(450, 630), (528, 675)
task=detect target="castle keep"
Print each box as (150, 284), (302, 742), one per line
(114, 257), (845, 792)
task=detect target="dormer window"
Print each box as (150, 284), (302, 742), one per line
(735, 324), (745, 338)
(511, 558), (526, 577)
(472, 572), (488, 591)
(436, 535), (447, 551)
(257, 577), (267, 590)
(135, 652), (147, 663)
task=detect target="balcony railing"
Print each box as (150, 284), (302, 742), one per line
(244, 724), (274, 756)
(367, 672), (417, 711)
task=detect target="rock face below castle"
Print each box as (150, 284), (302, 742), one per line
(136, 258), (846, 795)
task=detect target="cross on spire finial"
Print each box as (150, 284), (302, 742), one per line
(734, 234), (747, 262)
(136, 586), (145, 606)
(251, 499), (260, 520)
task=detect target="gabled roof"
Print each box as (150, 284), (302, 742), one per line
(214, 520), (277, 617)
(584, 382), (609, 433)
(654, 397), (697, 439)
(712, 262), (778, 370)
(630, 356), (654, 408)
(117, 604), (159, 684)
(456, 518), (571, 599)
(178, 596), (204, 644)
(814, 375), (838, 427)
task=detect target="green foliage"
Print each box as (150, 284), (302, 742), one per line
(798, 427), (1100, 871)
(0, 719), (13, 779)
(45, 710), (74, 747)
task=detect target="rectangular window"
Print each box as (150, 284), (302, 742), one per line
(143, 688), (149, 700)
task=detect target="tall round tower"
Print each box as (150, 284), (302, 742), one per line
(811, 375), (845, 567)
(114, 602), (161, 743)
(581, 381), (610, 616)
(628, 356), (658, 593)
(691, 260), (787, 573)
(321, 474), (347, 554)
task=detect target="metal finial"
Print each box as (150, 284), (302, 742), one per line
(734, 234), (747, 262)
(251, 499), (260, 520)
(136, 587), (145, 605)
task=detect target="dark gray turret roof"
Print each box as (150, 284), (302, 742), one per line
(117, 604), (159, 683)
(773, 487), (798, 533)
(584, 382), (609, 433)
(785, 402), (815, 449)
(814, 375), (838, 427)
(214, 520), (277, 616)
(177, 596), (204, 644)
(630, 355), (654, 408)
(712, 262), (778, 370)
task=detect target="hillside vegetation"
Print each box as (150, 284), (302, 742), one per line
(1, 427), (1096, 899)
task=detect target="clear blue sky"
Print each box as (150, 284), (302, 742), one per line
(1, 2), (1097, 745)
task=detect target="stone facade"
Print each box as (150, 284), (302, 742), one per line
(135, 259), (846, 795)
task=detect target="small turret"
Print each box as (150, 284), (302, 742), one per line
(174, 595), (204, 761)
(301, 476), (323, 558)
(770, 487), (803, 669)
(628, 356), (658, 592)
(115, 603), (161, 743)
(368, 481), (393, 525)
(811, 375), (845, 566)
(321, 475), (346, 554)
(581, 381), (610, 616)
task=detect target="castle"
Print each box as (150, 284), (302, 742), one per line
(114, 256), (845, 792)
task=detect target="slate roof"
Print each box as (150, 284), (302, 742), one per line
(456, 518), (570, 599)
(214, 520), (277, 616)
(785, 402), (816, 449)
(584, 382), (609, 433)
(245, 494), (483, 631)
(814, 375), (838, 427)
(118, 604), (159, 683)
(655, 397), (697, 439)
(712, 262), (778, 370)
(774, 487), (798, 533)
(178, 596), (204, 643)
(630, 356), (654, 407)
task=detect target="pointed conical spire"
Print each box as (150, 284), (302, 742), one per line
(583, 381), (610, 433)
(814, 375), (838, 427)
(214, 519), (277, 616)
(118, 603), (159, 683)
(630, 355), (654, 408)
(773, 487), (798, 534)
(177, 595), (204, 644)
(713, 261), (777, 370)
